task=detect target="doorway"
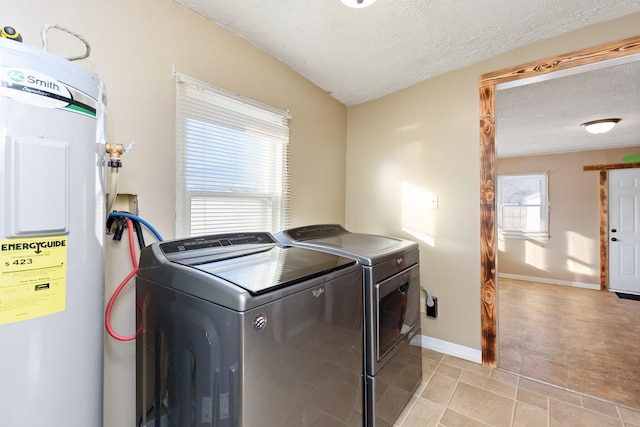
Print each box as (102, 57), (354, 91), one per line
(609, 168), (640, 294)
(478, 36), (640, 366)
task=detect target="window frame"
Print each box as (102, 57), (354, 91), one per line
(174, 73), (291, 238)
(497, 172), (550, 240)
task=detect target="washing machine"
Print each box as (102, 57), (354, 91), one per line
(136, 232), (364, 427)
(275, 224), (422, 427)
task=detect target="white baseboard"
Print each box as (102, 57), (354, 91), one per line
(418, 335), (482, 364)
(498, 273), (599, 290)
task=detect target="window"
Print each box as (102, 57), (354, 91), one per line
(497, 172), (549, 239)
(175, 74), (291, 237)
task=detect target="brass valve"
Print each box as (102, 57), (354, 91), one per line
(105, 143), (124, 168)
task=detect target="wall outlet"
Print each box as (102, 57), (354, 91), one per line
(426, 297), (438, 318)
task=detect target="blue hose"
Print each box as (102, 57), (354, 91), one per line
(108, 212), (164, 241)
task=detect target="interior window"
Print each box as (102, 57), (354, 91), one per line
(497, 172), (549, 239)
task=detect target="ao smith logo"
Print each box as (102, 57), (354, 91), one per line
(2, 240), (66, 254)
(7, 69), (25, 82)
(8, 69), (61, 92)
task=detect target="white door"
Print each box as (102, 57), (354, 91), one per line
(609, 168), (640, 294)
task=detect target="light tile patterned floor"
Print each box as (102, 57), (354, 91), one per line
(394, 349), (640, 427)
(498, 278), (640, 409)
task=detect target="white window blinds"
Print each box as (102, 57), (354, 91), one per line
(175, 74), (291, 237)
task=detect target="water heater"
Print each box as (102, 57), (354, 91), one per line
(0, 38), (105, 426)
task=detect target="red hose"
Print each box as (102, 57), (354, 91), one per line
(105, 218), (143, 341)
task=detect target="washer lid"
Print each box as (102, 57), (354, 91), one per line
(187, 246), (355, 295)
(159, 233), (356, 296)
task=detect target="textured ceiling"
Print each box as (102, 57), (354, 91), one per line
(175, 0), (640, 106)
(174, 0), (640, 157)
(496, 58), (640, 158)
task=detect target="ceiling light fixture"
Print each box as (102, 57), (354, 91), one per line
(340, 0), (376, 8)
(580, 118), (621, 134)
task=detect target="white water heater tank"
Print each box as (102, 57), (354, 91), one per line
(0, 38), (105, 426)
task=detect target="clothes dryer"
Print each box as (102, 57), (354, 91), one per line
(276, 225), (422, 427)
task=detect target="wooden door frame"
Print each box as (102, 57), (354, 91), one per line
(478, 36), (640, 367)
(583, 164), (640, 291)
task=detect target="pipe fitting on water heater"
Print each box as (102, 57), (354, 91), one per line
(105, 141), (134, 216)
(105, 142), (123, 168)
(105, 143), (123, 216)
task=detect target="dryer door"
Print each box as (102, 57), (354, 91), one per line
(372, 263), (420, 373)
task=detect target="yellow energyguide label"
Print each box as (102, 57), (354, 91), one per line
(0, 236), (67, 325)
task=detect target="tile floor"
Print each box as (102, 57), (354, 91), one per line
(497, 278), (640, 408)
(393, 349), (640, 427)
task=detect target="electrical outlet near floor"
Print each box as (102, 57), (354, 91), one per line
(426, 297), (438, 318)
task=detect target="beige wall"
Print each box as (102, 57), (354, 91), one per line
(3, 1), (346, 426)
(345, 14), (640, 351)
(497, 147), (640, 285)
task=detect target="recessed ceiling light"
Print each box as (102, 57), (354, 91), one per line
(580, 118), (620, 134)
(340, 0), (376, 8)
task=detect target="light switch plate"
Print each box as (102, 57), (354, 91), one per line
(428, 194), (438, 209)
